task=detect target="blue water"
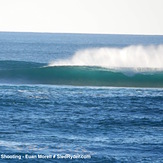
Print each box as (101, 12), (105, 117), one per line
(0, 32), (163, 162)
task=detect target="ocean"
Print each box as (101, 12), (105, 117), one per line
(0, 32), (163, 162)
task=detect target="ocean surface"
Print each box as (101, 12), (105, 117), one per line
(0, 32), (163, 162)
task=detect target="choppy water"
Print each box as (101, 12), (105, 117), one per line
(0, 32), (163, 162)
(0, 85), (163, 162)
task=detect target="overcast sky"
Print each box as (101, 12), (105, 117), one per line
(0, 0), (163, 35)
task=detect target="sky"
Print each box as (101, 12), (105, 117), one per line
(0, 0), (163, 35)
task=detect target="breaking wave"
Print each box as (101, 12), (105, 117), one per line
(0, 45), (163, 87)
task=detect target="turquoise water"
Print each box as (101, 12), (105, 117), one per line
(0, 32), (163, 162)
(0, 61), (163, 87)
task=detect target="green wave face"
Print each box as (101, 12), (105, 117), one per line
(0, 61), (163, 88)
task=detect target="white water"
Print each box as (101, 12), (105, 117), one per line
(49, 45), (163, 70)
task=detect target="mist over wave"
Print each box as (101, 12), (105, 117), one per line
(49, 45), (163, 70)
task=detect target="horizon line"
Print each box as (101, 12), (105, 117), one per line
(0, 30), (163, 36)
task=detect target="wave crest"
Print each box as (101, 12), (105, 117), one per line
(49, 45), (163, 69)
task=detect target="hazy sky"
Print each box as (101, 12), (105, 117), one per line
(0, 0), (163, 35)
